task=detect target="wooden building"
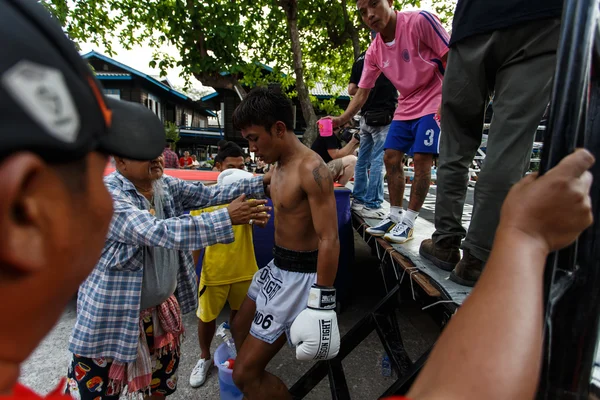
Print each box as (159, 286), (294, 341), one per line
(82, 51), (222, 154)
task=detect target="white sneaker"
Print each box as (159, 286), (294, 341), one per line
(384, 222), (414, 244)
(366, 217), (396, 237)
(358, 207), (387, 219)
(189, 358), (212, 387)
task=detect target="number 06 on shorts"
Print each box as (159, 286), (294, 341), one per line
(253, 311), (273, 330)
(246, 260), (317, 345)
(383, 113), (441, 154)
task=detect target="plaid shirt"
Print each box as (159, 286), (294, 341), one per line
(162, 147), (180, 169)
(69, 171), (265, 363)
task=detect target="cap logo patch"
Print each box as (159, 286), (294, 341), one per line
(2, 61), (80, 143)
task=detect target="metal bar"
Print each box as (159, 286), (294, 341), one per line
(373, 311), (413, 377)
(289, 284), (400, 398)
(539, 61), (600, 400)
(379, 348), (432, 398)
(328, 360), (351, 400)
(537, 0), (600, 397)
(594, 13), (600, 68)
(482, 123), (546, 131)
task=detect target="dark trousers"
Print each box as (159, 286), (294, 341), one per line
(433, 18), (561, 262)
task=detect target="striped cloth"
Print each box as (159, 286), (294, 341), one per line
(108, 295), (184, 394)
(69, 170), (265, 363)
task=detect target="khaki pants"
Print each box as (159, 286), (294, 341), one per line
(327, 158), (344, 181)
(433, 18), (561, 262)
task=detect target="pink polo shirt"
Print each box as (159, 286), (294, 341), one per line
(358, 11), (450, 121)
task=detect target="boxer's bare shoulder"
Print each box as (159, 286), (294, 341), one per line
(270, 148), (331, 252)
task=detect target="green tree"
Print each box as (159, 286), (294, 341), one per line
(42, 0), (455, 144)
(164, 121), (180, 149)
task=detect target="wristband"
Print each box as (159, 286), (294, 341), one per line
(307, 285), (336, 310)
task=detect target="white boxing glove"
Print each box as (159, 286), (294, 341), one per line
(217, 168), (254, 186)
(290, 285), (340, 361)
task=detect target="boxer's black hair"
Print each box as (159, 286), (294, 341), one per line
(232, 87), (294, 133)
(215, 141), (244, 164)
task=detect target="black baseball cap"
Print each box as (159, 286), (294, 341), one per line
(0, 0), (165, 162)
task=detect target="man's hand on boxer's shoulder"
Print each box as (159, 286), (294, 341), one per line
(227, 195), (272, 227)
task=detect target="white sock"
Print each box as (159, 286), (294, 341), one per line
(403, 209), (419, 228)
(390, 206), (405, 223)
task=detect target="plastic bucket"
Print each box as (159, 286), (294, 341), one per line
(214, 343), (243, 400)
(318, 118), (333, 137)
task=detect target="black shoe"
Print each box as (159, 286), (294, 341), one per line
(449, 249), (485, 287)
(419, 237), (461, 271)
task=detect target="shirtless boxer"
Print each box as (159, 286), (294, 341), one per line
(230, 87), (341, 399)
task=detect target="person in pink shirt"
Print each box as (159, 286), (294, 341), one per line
(331, 0), (449, 244)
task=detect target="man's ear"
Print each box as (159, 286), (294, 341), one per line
(114, 157), (127, 170)
(274, 121), (287, 138)
(0, 154), (60, 274)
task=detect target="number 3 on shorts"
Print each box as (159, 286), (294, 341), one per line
(424, 129), (434, 147)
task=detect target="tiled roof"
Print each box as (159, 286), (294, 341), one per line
(310, 82), (349, 98)
(82, 51), (187, 100)
(95, 72), (131, 77)
(84, 52), (217, 117)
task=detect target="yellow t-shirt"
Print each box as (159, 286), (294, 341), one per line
(190, 204), (258, 286)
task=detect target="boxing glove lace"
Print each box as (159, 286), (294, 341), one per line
(290, 285), (340, 361)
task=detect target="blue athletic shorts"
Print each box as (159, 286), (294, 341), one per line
(384, 114), (440, 154)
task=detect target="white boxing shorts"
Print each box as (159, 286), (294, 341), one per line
(247, 246), (318, 344)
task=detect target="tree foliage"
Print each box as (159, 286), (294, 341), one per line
(164, 121), (180, 146)
(42, 0), (456, 142)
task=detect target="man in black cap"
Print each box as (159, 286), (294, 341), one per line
(0, 0), (165, 398)
(0, 0), (270, 398)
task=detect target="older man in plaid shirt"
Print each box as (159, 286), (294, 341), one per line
(67, 154), (271, 399)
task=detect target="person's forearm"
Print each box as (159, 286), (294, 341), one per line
(337, 141), (359, 158)
(315, 238), (340, 287)
(208, 176), (266, 202)
(180, 176), (265, 209)
(408, 228), (548, 400)
(109, 207), (234, 250)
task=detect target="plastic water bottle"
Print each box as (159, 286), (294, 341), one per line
(381, 354), (392, 377)
(216, 322), (237, 358)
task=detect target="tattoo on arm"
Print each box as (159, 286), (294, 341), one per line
(312, 164), (333, 190)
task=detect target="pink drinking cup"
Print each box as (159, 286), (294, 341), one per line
(318, 118), (333, 137)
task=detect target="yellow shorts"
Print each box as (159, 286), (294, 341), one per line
(196, 280), (252, 322)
